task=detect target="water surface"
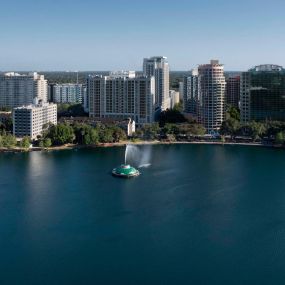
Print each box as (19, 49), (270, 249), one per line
(1, 145), (285, 284)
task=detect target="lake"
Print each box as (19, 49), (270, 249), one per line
(1, 144), (285, 284)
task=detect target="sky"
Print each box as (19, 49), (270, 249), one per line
(0, 0), (284, 71)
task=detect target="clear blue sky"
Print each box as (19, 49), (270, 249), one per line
(0, 0), (284, 71)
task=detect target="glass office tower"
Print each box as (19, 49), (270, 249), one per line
(240, 65), (285, 123)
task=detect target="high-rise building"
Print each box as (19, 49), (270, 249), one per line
(179, 82), (184, 106)
(0, 72), (47, 109)
(183, 60), (226, 132)
(13, 102), (57, 139)
(198, 60), (226, 131)
(183, 69), (200, 117)
(143, 56), (169, 110)
(87, 72), (155, 126)
(50, 83), (84, 104)
(226, 76), (240, 108)
(240, 64), (285, 123)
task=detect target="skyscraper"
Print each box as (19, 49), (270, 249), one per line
(240, 64), (285, 123)
(88, 72), (155, 126)
(226, 75), (240, 108)
(143, 56), (169, 110)
(198, 60), (226, 132)
(183, 60), (226, 132)
(0, 72), (47, 109)
(183, 69), (200, 117)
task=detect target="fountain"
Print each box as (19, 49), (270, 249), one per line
(112, 144), (151, 178)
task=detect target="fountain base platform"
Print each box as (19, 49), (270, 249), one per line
(112, 164), (140, 178)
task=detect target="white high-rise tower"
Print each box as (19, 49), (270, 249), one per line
(143, 56), (169, 110)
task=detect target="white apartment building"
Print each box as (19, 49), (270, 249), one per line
(13, 102), (57, 139)
(0, 72), (47, 109)
(143, 56), (170, 110)
(87, 72), (155, 126)
(50, 83), (84, 104)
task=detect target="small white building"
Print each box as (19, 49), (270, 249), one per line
(13, 102), (57, 139)
(169, 90), (180, 109)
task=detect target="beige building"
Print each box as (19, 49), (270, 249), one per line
(198, 60), (226, 132)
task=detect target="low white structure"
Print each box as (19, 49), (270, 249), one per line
(169, 90), (180, 109)
(13, 102), (57, 139)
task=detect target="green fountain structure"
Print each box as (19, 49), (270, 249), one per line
(112, 144), (141, 178)
(112, 164), (140, 178)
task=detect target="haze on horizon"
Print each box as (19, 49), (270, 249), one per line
(0, 0), (284, 71)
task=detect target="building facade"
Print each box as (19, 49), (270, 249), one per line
(198, 60), (226, 132)
(183, 60), (226, 132)
(0, 72), (47, 109)
(169, 90), (180, 109)
(183, 69), (200, 117)
(50, 83), (84, 104)
(226, 75), (240, 108)
(13, 102), (57, 139)
(143, 56), (169, 110)
(87, 72), (155, 126)
(240, 64), (285, 123)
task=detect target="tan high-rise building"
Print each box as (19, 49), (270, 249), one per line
(184, 60), (226, 132)
(198, 60), (226, 132)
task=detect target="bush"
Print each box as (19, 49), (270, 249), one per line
(19, 136), (31, 149)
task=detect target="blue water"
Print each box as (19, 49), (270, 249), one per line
(1, 145), (285, 284)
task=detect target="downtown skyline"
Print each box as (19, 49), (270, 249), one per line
(0, 0), (284, 71)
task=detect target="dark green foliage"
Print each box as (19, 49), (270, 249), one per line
(173, 102), (183, 113)
(159, 109), (187, 127)
(57, 104), (87, 118)
(0, 118), (13, 133)
(45, 123), (75, 146)
(275, 132), (285, 144)
(73, 124), (99, 145)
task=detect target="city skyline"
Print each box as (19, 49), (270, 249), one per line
(1, 0), (284, 71)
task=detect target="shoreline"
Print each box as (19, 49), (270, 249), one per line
(0, 140), (283, 153)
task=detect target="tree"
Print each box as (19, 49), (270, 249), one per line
(248, 121), (266, 141)
(226, 106), (240, 121)
(173, 102), (183, 113)
(159, 109), (187, 127)
(19, 136), (31, 149)
(142, 123), (160, 140)
(46, 123), (75, 145)
(2, 134), (17, 148)
(275, 132), (285, 145)
(178, 123), (206, 136)
(43, 138), (52, 148)
(98, 127), (114, 143)
(111, 126), (127, 142)
(220, 117), (240, 138)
